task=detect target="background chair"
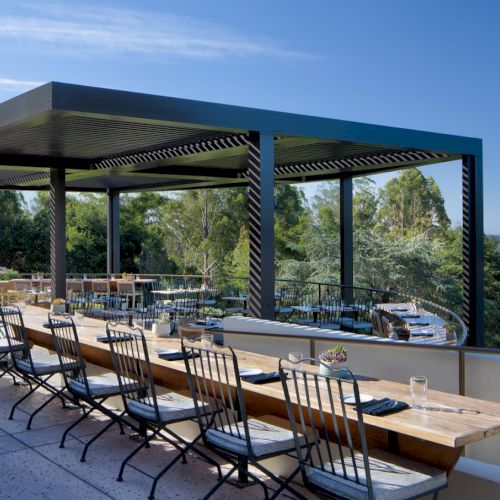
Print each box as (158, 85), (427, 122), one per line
(181, 338), (307, 500)
(279, 358), (447, 499)
(106, 322), (220, 500)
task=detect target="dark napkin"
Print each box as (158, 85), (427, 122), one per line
(242, 371), (281, 384)
(407, 321), (430, 326)
(361, 398), (409, 416)
(95, 334), (134, 343)
(158, 351), (199, 361)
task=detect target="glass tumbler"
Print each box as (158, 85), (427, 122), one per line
(410, 376), (428, 409)
(201, 333), (214, 350)
(288, 352), (304, 363)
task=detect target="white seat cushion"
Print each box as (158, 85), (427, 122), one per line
(68, 372), (123, 397)
(0, 338), (23, 353)
(127, 392), (204, 423)
(17, 355), (77, 375)
(206, 417), (300, 458)
(307, 449), (446, 500)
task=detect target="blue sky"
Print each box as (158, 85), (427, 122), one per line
(0, 0), (498, 233)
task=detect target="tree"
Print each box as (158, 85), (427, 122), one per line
(120, 193), (175, 273)
(66, 194), (107, 273)
(160, 189), (242, 276)
(376, 169), (450, 238)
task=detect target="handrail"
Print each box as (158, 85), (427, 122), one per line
(12, 271), (467, 345)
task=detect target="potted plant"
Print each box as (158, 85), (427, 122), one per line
(50, 298), (66, 314)
(152, 312), (172, 337)
(319, 345), (348, 376)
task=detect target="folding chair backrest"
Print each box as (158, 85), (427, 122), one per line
(117, 280), (135, 294)
(321, 296), (341, 325)
(12, 279), (31, 291)
(174, 292), (199, 319)
(67, 280), (84, 293)
(48, 313), (88, 393)
(92, 280), (110, 294)
(105, 323), (159, 420)
(181, 339), (252, 456)
(370, 311), (384, 337)
(279, 358), (374, 499)
(0, 306), (33, 369)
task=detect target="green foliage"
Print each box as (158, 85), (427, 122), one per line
(376, 169), (450, 237)
(0, 166), (499, 347)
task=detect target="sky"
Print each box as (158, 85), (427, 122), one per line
(0, 0), (498, 233)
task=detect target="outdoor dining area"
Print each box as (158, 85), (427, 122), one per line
(0, 83), (493, 498)
(0, 275), (465, 348)
(0, 302), (499, 499)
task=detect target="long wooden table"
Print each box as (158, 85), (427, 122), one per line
(21, 305), (500, 473)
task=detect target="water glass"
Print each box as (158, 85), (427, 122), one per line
(201, 333), (214, 350)
(74, 309), (85, 327)
(410, 376), (427, 409)
(288, 352), (304, 363)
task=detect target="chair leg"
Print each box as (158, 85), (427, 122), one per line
(26, 387), (65, 430)
(80, 417), (117, 462)
(148, 446), (190, 500)
(433, 492), (439, 500)
(253, 461), (308, 500)
(9, 378), (42, 420)
(60, 406), (95, 448)
(117, 428), (159, 481)
(202, 463), (237, 500)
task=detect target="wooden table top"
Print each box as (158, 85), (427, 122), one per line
(21, 305), (500, 451)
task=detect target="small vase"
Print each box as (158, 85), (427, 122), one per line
(50, 304), (66, 314)
(319, 361), (350, 378)
(152, 322), (171, 337)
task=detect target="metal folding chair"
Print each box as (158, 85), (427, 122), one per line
(0, 306), (74, 430)
(106, 322), (221, 500)
(181, 338), (308, 500)
(48, 313), (137, 462)
(279, 358), (447, 499)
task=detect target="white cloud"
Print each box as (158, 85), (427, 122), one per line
(0, 4), (313, 61)
(0, 78), (43, 92)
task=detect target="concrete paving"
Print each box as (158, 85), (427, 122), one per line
(0, 371), (312, 499)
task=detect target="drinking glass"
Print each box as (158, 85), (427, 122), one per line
(74, 309), (85, 327)
(201, 333), (214, 350)
(288, 352), (304, 363)
(410, 376), (427, 409)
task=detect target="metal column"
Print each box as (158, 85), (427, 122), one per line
(49, 168), (66, 300)
(462, 154), (484, 346)
(247, 131), (275, 319)
(107, 191), (120, 275)
(340, 177), (354, 303)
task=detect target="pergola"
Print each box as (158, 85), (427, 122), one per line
(0, 82), (484, 344)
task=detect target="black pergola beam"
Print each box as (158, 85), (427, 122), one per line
(0, 155), (91, 169)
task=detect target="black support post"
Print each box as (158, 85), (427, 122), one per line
(462, 154), (484, 346)
(340, 177), (354, 303)
(49, 168), (66, 300)
(247, 131), (275, 319)
(107, 191), (120, 275)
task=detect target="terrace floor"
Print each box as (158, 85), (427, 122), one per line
(0, 361), (311, 499)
